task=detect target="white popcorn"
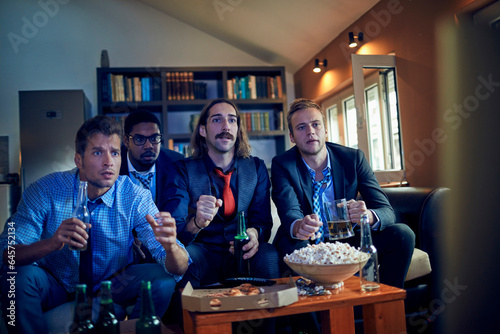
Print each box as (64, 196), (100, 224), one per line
(284, 242), (368, 265)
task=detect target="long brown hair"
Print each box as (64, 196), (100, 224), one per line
(190, 98), (251, 159)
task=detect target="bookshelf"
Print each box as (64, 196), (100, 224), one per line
(96, 66), (289, 167)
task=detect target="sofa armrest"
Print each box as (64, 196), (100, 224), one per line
(383, 187), (450, 272)
(419, 187), (450, 271)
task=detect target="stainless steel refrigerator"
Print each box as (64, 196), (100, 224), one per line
(19, 90), (91, 191)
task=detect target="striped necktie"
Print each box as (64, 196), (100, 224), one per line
(131, 171), (154, 190)
(311, 168), (331, 242)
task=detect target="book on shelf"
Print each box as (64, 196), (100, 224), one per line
(253, 112), (261, 131)
(188, 72), (195, 100)
(194, 82), (207, 99)
(248, 75), (257, 99)
(275, 75), (283, 100)
(141, 77), (148, 101)
(245, 113), (252, 131)
(174, 72), (181, 100)
(104, 73), (161, 102)
(241, 111), (274, 132)
(275, 110), (284, 131)
(166, 72), (173, 100)
(263, 112), (270, 131)
(240, 113), (247, 131)
(133, 77), (141, 101)
(241, 76), (248, 99)
(227, 79), (234, 99)
(267, 77), (275, 99)
(172, 143), (190, 157)
(227, 74), (283, 100)
(165, 71), (203, 101)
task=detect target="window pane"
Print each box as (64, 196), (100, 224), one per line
(365, 85), (384, 171)
(326, 104), (340, 144)
(385, 70), (402, 170)
(343, 97), (357, 149)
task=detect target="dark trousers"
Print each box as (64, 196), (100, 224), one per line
(275, 223), (415, 289)
(1, 263), (176, 334)
(181, 241), (280, 288)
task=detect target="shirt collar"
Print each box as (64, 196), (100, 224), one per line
(74, 168), (115, 208)
(202, 153), (236, 174)
(302, 151), (332, 180)
(127, 152), (156, 174)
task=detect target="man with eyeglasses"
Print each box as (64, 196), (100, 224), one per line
(0, 116), (190, 333)
(120, 110), (183, 204)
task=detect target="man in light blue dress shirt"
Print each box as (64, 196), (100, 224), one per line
(0, 116), (190, 334)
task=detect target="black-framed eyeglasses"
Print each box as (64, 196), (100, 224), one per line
(128, 134), (162, 146)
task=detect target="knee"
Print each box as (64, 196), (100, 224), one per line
(150, 276), (176, 316)
(252, 243), (280, 278)
(150, 275), (176, 298)
(389, 224), (416, 251)
(3, 265), (41, 298)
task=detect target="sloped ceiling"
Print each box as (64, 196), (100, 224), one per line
(137, 0), (379, 73)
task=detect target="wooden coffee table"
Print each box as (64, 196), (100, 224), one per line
(182, 276), (406, 334)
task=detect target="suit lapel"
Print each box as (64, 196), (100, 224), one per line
(155, 151), (168, 205)
(296, 150), (314, 211)
(236, 158), (257, 213)
(328, 145), (345, 199)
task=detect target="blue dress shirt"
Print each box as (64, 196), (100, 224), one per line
(0, 168), (188, 293)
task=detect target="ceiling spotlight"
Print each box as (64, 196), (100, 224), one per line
(348, 32), (364, 48)
(313, 58), (327, 73)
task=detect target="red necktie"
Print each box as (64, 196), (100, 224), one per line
(214, 168), (235, 217)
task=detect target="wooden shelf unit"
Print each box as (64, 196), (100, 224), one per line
(96, 66), (290, 166)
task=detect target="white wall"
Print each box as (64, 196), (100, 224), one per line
(0, 0), (295, 173)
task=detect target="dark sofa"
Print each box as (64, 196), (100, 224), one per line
(382, 186), (450, 334)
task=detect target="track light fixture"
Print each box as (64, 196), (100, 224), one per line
(348, 32), (364, 48)
(313, 58), (327, 73)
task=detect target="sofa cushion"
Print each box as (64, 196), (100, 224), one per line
(405, 248), (432, 281)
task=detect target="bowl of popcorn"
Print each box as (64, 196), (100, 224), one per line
(284, 242), (369, 287)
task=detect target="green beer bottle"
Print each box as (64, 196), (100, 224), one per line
(234, 211), (250, 277)
(70, 284), (95, 334)
(136, 281), (161, 334)
(95, 281), (119, 334)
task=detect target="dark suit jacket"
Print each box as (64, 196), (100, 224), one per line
(271, 142), (395, 249)
(160, 154), (273, 247)
(120, 146), (183, 205)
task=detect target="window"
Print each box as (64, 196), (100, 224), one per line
(381, 68), (403, 170)
(323, 55), (404, 183)
(326, 104), (340, 144)
(343, 97), (357, 149)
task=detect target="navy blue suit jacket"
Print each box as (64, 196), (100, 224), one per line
(160, 154), (273, 247)
(120, 146), (183, 205)
(271, 142), (395, 249)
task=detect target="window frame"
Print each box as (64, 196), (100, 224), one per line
(351, 54), (405, 183)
